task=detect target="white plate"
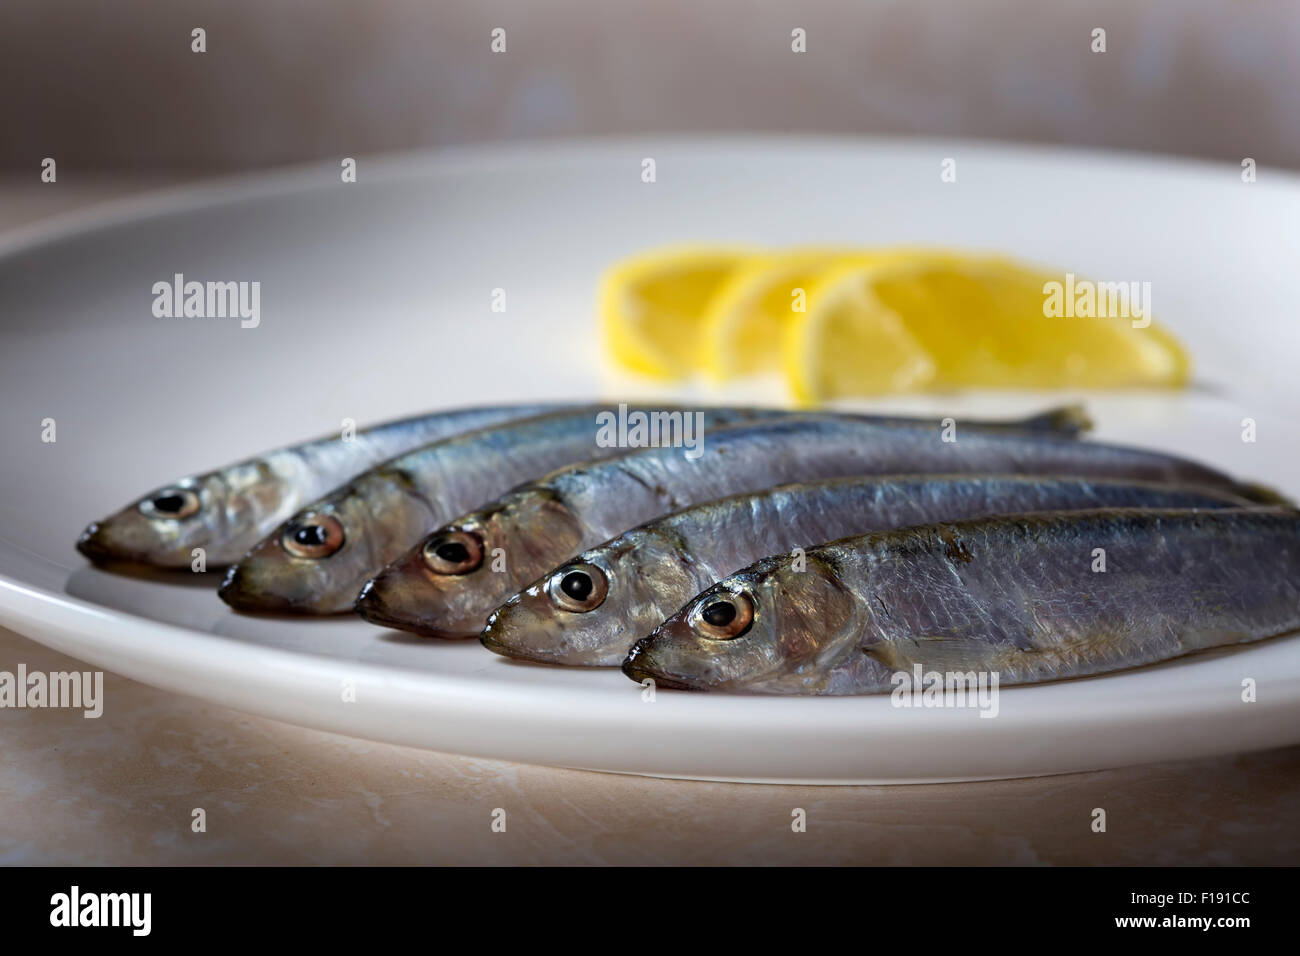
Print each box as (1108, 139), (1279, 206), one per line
(2, 137), (1298, 784)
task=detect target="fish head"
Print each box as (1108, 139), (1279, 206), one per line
(218, 472), (433, 614)
(357, 489), (586, 638)
(76, 465), (282, 568)
(481, 527), (701, 666)
(622, 554), (858, 691)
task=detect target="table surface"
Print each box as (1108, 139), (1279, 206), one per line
(2, 173), (1298, 866)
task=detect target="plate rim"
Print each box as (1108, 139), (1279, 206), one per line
(7, 132), (1299, 263)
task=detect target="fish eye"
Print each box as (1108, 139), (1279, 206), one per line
(690, 589), (754, 640)
(281, 514), (345, 559)
(138, 486), (200, 520)
(547, 563), (609, 613)
(423, 529), (484, 575)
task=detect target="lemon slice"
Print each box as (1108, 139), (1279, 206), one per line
(704, 246), (978, 381)
(600, 246), (755, 379)
(784, 260), (939, 403)
(872, 258), (1190, 389)
(700, 249), (874, 380)
(786, 256), (1190, 401)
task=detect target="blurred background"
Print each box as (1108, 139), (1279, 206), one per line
(4, 0), (1299, 172)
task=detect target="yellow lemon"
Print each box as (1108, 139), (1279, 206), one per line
(784, 259), (940, 403)
(786, 256), (1190, 401)
(701, 248), (877, 381)
(600, 246), (755, 379)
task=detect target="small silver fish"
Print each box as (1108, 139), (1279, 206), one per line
(218, 405), (783, 613)
(482, 476), (1254, 667)
(76, 404), (562, 568)
(623, 508), (1300, 694)
(359, 416), (1268, 639)
(226, 405), (1087, 615)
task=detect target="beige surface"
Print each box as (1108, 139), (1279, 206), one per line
(5, 0), (1300, 170)
(4, 623), (1299, 865)
(2, 176), (1299, 866)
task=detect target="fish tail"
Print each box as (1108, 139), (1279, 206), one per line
(1015, 404), (1092, 437)
(1237, 482), (1296, 507)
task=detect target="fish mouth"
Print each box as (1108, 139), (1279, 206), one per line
(218, 565), (315, 614)
(478, 628), (564, 664)
(621, 644), (698, 690)
(354, 576), (474, 638)
(218, 566), (263, 612)
(74, 522), (158, 568)
(621, 659), (697, 691)
(480, 607), (538, 659)
(480, 605), (615, 666)
(354, 578), (418, 631)
(479, 627), (561, 664)
(75, 523), (116, 564)
(478, 628), (511, 656)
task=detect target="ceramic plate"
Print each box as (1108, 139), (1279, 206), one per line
(2, 137), (1298, 783)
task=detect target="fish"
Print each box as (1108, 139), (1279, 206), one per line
(358, 415), (1271, 639)
(622, 508), (1300, 694)
(218, 405), (1090, 614)
(217, 405), (787, 613)
(481, 476), (1255, 667)
(75, 403), (565, 568)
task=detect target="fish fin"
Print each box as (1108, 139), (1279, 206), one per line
(1237, 483), (1296, 507)
(1016, 405), (1092, 438)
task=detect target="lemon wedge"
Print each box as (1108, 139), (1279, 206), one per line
(784, 259), (940, 403)
(600, 246), (755, 379)
(700, 249), (875, 380)
(786, 256), (1190, 402)
(701, 247), (971, 381)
